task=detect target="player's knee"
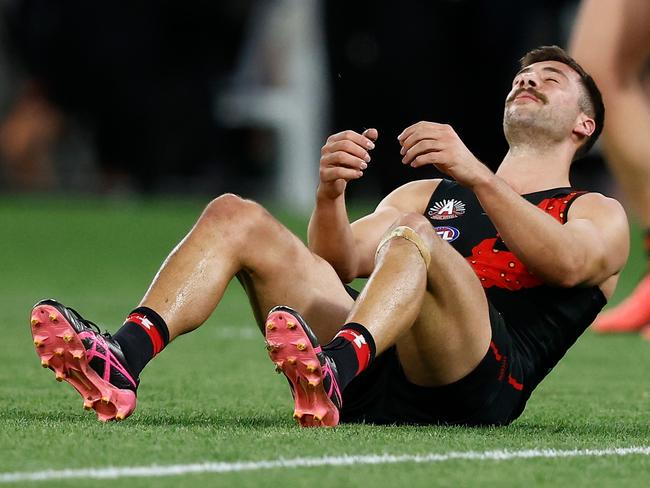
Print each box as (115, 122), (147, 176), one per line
(200, 193), (266, 230)
(395, 213), (436, 248)
(376, 213), (437, 267)
(203, 193), (247, 221)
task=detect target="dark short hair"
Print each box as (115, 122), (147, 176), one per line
(520, 45), (605, 160)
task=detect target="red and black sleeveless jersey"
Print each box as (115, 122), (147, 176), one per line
(424, 179), (607, 389)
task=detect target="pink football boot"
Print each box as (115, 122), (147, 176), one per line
(30, 299), (138, 421)
(265, 306), (342, 427)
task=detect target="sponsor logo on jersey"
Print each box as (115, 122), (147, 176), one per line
(434, 226), (460, 242)
(428, 199), (466, 220)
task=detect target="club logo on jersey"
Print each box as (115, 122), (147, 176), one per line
(428, 199), (466, 220)
(434, 226), (460, 242)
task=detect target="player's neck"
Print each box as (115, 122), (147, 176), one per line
(496, 144), (572, 194)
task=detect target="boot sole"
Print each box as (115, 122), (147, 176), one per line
(30, 304), (137, 422)
(265, 309), (339, 427)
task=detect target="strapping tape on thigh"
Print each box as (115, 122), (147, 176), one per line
(375, 226), (431, 268)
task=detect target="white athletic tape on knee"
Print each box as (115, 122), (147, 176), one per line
(375, 226), (431, 268)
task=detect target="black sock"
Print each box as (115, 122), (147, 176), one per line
(323, 322), (376, 391)
(113, 307), (170, 377)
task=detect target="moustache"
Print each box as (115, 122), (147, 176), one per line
(507, 88), (548, 105)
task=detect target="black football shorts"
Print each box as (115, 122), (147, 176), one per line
(340, 287), (529, 426)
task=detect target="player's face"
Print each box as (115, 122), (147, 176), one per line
(503, 60), (585, 141)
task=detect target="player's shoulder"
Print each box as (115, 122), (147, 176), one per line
(378, 178), (442, 214)
(568, 191), (627, 222)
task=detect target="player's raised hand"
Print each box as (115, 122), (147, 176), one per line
(397, 121), (492, 189)
(318, 128), (378, 199)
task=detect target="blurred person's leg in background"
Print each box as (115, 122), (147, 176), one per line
(570, 0), (650, 338)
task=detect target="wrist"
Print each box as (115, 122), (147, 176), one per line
(468, 165), (498, 193)
(316, 181), (346, 202)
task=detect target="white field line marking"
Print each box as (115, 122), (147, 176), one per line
(1, 447), (649, 483)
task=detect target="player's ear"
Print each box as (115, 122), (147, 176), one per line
(573, 113), (595, 139)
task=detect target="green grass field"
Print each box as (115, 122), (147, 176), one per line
(0, 196), (648, 487)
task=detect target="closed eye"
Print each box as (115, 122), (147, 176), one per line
(546, 78), (559, 84)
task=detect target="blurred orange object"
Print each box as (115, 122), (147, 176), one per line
(592, 274), (650, 334)
(0, 83), (64, 190)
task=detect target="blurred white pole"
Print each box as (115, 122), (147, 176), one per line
(217, 0), (329, 212)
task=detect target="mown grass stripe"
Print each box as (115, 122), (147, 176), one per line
(2, 447), (649, 483)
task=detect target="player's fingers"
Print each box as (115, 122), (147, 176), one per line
(398, 121), (453, 146)
(397, 122), (420, 143)
(402, 140), (440, 165)
(397, 121), (434, 143)
(410, 149), (450, 168)
(400, 130), (427, 156)
(327, 129), (376, 150)
(322, 152), (368, 171)
(322, 140), (371, 162)
(320, 166), (364, 182)
(362, 128), (379, 142)
(410, 152), (441, 168)
(400, 135), (442, 164)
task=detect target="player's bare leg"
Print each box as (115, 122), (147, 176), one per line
(139, 193), (353, 340)
(571, 0), (650, 225)
(266, 213), (492, 426)
(30, 193), (355, 421)
(346, 213), (491, 386)
(571, 0), (650, 334)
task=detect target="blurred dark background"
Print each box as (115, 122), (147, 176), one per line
(0, 0), (610, 210)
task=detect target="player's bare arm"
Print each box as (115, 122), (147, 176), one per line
(472, 179), (628, 290)
(347, 178), (440, 279)
(398, 120), (629, 289)
(308, 128), (377, 281)
(309, 128), (438, 281)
